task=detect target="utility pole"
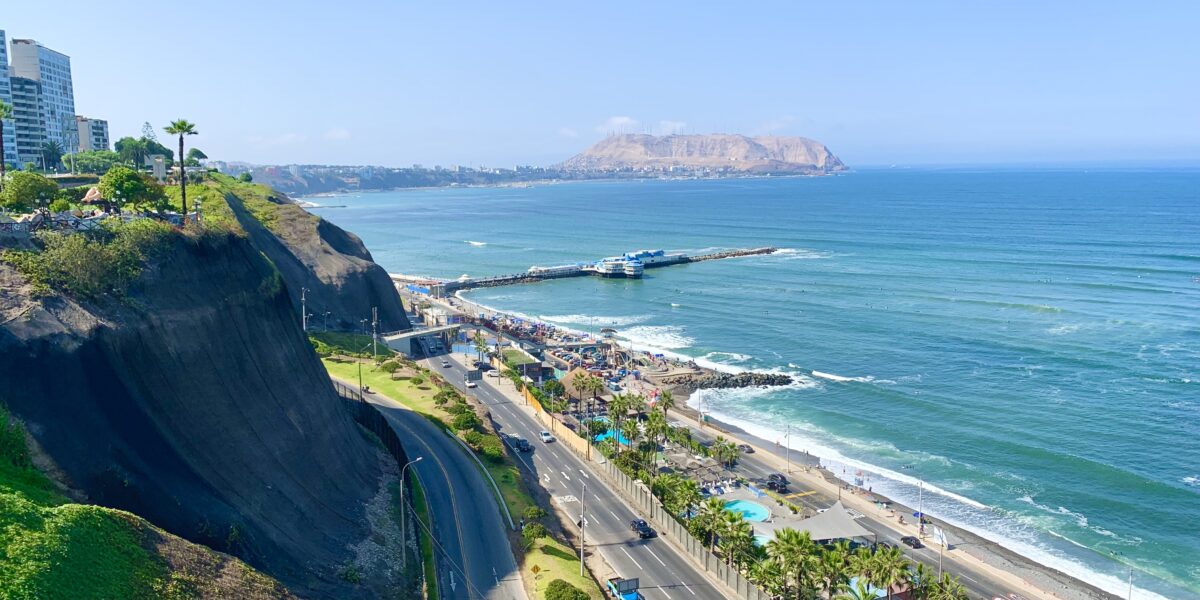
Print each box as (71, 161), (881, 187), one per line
(576, 480), (585, 573)
(786, 424), (791, 474)
(372, 306), (378, 360)
(917, 481), (925, 539)
(301, 288), (309, 332)
(399, 457), (424, 570)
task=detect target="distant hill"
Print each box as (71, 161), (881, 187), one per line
(559, 133), (846, 174)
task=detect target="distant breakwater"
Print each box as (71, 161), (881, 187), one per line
(658, 371), (793, 392)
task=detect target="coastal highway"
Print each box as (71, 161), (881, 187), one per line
(417, 340), (729, 600)
(361, 388), (526, 600)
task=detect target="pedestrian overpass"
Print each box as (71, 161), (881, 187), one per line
(381, 324), (463, 356)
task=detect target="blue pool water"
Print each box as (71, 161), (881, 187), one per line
(725, 500), (771, 522)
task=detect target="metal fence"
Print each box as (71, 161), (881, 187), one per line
(523, 383), (768, 600)
(332, 381), (411, 468)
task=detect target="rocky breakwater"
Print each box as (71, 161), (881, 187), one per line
(660, 371), (793, 392)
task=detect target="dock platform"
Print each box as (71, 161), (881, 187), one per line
(392, 247), (777, 297)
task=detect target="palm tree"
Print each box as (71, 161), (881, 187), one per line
(929, 573), (968, 600)
(608, 393), (632, 454)
(0, 100), (11, 189)
(657, 388), (675, 417)
(817, 541), (853, 598)
(748, 557), (786, 598)
(872, 546), (911, 600)
(909, 563), (932, 600)
(717, 510), (753, 569)
(40, 141), (64, 171)
(695, 497), (727, 554)
(472, 331), (488, 363)
(164, 119), (198, 220)
(767, 528), (819, 599)
(836, 579), (877, 600)
(849, 547), (879, 586)
(645, 409), (669, 467)
(620, 417), (641, 454)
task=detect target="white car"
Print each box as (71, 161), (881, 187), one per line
(539, 431), (555, 443)
(441, 361), (451, 368)
(485, 370), (500, 378)
(466, 381), (478, 388)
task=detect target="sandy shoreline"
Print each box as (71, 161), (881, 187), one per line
(420, 291), (1119, 600)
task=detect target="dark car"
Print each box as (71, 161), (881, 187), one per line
(767, 473), (789, 484)
(766, 480), (789, 493)
(513, 437), (531, 452)
(631, 520), (657, 539)
(901, 536), (923, 549)
(737, 444), (755, 453)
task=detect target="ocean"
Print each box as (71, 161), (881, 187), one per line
(312, 169), (1200, 598)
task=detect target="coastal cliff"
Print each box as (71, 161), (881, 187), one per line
(560, 133), (847, 174)
(0, 179), (412, 598)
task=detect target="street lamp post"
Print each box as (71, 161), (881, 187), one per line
(399, 457), (424, 569)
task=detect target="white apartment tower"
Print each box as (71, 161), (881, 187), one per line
(75, 116), (109, 152)
(10, 38), (76, 155)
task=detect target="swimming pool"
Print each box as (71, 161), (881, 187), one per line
(586, 417), (631, 445)
(753, 534), (773, 547)
(725, 499), (770, 522)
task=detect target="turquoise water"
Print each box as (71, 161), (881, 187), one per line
(725, 499), (772, 523)
(314, 170), (1200, 598)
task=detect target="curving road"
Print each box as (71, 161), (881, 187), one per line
(416, 341), (730, 600)
(358, 385), (526, 600)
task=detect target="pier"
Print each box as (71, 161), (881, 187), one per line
(391, 247), (777, 297)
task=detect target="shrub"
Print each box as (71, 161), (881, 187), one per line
(1, 171), (58, 212)
(545, 579), (589, 600)
(521, 522), (547, 549)
(452, 412), (479, 431)
(1, 219), (174, 299)
(479, 436), (505, 463)
(378, 360), (400, 374)
(48, 198), (71, 213)
(523, 506), (547, 522)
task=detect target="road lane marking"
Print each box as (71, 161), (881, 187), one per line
(579, 469), (590, 478)
(681, 582), (697, 596)
(561, 471), (571, 481)
(620, 548), (643, 570)
(660, 588), (673, 599)
(608, 509), (619, 521)
(646, 547), (667, 567)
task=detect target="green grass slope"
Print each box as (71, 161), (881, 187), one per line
(0, 405), (293, 600)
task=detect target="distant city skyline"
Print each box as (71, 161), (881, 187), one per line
(4, 1), (1199, 168)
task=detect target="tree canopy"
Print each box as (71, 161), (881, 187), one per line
(0, 172), (58, 213)
(98, 166), (168, 213)
(72, 151), (122, 175)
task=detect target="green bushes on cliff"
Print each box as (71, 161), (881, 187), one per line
(1, 219), (174, 298)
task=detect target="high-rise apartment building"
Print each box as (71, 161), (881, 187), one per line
(10, 38), (75, 155)
(75, 116), (109, 152)
(9, 76), (44, 167)
(0, 30), (16, 167)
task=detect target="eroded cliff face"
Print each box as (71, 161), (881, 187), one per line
(0, 232), (396, 598)
(560, 133), (847, 173)
(225, 191), (411, 333)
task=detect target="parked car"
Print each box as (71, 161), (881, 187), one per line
(901, 536), (923, 549)
(540, 431), (555, 443)
(486, 370), (500, 377)
(737, 444), (755, 453)
(466, 381), (478, 388)
(630, 519), (657, 539)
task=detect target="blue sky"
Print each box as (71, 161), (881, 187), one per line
(5, 1), (1199, 167)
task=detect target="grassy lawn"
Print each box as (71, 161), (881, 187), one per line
(407, 478), (438, 600)
(502, 348), (537, 366)
(522, 536), (604, 600)
(310, 332), (385, 359)
(0, 406), (170, 598)
(322, 359), (442, 419)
